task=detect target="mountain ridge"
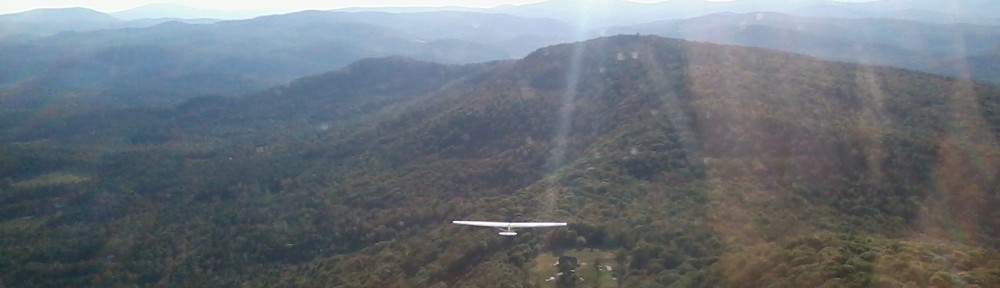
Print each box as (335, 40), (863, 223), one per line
(495, 0), (1000, 26)
(2, 35), (996, 287)
(605, 12), (1000, 83)
(0, 7), (222, 38)
(110, 3), (260, 20)
(0, 10), (573, 111)
(3, 4), (999, 114)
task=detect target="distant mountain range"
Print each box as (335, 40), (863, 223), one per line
(0, 10), (574, 110)
(0, 1), (998, 111)
(1, 35), (997, 287)
(933, 48), (1000, 82)
(604, 12), (1000, 80)
(490, 0), (1000, 26)
(3, 0), (997, 39)
(1, 2), (999, 287)
(0, 7), (219, 39)
(110, 3), (264, 20)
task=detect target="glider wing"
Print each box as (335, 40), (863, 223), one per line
(452, 221), (567, 228)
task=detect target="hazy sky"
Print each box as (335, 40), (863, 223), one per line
(0, 0), (884, 15)
(1, 0), (666, 14)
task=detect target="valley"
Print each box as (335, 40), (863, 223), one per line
(0, 35), (997, 287)
(1, 1), (999, 287)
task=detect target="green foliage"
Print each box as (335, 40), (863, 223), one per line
(0, 35), (998, 288)
(696, 234), (1000, 288)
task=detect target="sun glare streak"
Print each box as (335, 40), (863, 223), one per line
(904, 34), (999, 249)
(920, 79), (998, 244)
(854, 65), (890, 186)
(543, 3), (592, 214)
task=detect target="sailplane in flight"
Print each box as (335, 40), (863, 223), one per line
(452, 220), (567, 236)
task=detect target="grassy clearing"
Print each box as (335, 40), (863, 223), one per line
(529, 249), (619, 288)
(12, 172), (89, 188)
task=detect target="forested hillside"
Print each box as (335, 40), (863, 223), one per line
(0, 10), (571, 110)
(3, 56), (491, 147)
(0, 35), (998, 287)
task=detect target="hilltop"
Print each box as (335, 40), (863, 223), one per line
(4, 7), (999, 115)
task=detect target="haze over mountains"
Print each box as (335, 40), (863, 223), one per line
(0, 10), (575, 110)
(2, 0), (1000, 112)
(2, 34), (999, 287)
(493, 0), (1000, 26)
(4, 0), (997, 38)
(606, 12), (1000, 78)
(109, 3), (265, 20)
(0, 7), (219, 39)
(1, 1), (999, 287)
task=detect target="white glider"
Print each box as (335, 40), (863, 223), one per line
(452, 220), (567, 236)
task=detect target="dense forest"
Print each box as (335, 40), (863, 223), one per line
(1, 35), (999, 287)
